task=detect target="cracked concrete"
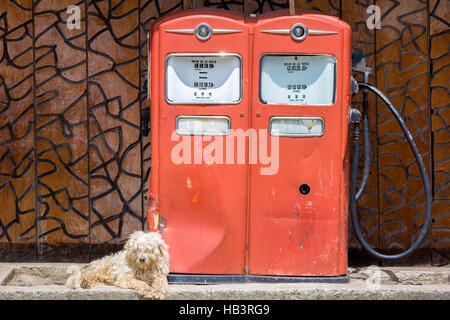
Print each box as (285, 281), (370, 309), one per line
(0, 263), (449, 300)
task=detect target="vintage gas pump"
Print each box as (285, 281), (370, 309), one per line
(247, 11), (351, 278)
(147, 10), (251, 279)
(146, 9), (432, 283)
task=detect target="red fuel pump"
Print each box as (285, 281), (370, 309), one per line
(146, 9), (432, 283)
(248, 11), (351, 278)
(147, 10), (251, 277)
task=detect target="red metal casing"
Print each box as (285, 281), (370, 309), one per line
(148, 9), (351, 277)
(148, 9), (250, 274)
(248, 11), (351, 276)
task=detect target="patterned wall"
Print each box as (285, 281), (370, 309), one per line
(0, 0), (36, 261)
(429, 0), (450, 265)
(0, 0), (448, 265)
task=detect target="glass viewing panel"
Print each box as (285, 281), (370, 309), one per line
(176, 116), (231, 136)
(260, 54), (336, 105)
(270, 117), (324, 137)
(166, 54), (241, 104)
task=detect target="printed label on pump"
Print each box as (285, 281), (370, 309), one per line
(260, 54), (336, 105)
(166, 54), (242, 104)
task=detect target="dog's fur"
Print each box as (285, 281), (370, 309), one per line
(66, 231), (169, 300)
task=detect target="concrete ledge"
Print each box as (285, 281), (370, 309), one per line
(168, 283), (450, 300)
(0, 282), (449, 300)
(0, 265), (14, 285)
(0, 264), (449, 300)
(0, 285), (139, 300)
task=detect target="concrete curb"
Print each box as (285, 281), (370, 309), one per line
(168, 283), (450, 300)
(348, 267), (450, 285)
(0, 283), (449, 300)
(0, 285), (139, 300)
(0, 265), (14, 286)
(0, 264), (449, 300)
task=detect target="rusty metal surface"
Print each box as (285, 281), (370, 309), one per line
(247, 11), (350, 276)
(87, 0), (143, 253)
(34, 0), (89, 260)
(341, 0), (379, 251)
(429, 0), (450, 265)
(0, 0), (36, 261)
(375, 0), (432, 264)
(149, 11), (250, 274)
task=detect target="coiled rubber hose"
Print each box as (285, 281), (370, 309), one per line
(355, 88), (371, 202)
(351, 82), (432, 260)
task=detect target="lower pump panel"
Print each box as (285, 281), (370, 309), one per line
(168, 273), (349, 284)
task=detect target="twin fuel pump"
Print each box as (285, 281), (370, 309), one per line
(145, 9), (432, 283)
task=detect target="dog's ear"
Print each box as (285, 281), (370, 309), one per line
(124, 232), (137, 250)
(124, 230), (144, 249)
(157, 239), (169, 255)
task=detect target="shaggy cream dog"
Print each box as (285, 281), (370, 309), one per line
(66, 231), (169, 300)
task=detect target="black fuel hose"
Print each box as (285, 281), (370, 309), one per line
(355, 90), (371, 202)
(350, 82), (432, 260)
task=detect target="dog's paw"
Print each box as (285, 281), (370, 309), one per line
(139, 290), (166, 300)
(65, 276), (78, 289)
(66, 274), (85, 289)
(80, 279), (91, 289)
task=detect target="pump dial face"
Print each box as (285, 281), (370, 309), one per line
(260, 54), (336, 105)
(166, 54), (242, 104)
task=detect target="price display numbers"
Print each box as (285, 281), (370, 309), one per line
(260, 55), (336, 105)
(166, 54), (242, 104)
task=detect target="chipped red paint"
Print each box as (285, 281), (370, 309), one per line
(247, 11), (351, 276)
(148, 9), (249, 274)
(148, 9), (351, 277)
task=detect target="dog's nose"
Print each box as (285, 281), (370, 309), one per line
(139, 257), (146, 263)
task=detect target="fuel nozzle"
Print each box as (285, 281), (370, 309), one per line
(351, 48), (372, 83)
(348, 108), (362, 124)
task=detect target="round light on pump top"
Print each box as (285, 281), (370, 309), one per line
(290, 23), (308, 41)
(198, 26), (209, 37)
(195, 23), (212, 41)
(293, 26), (304, 37)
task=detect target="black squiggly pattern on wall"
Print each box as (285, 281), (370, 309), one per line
(375, 0), (434, 264)
(34, 0), (90, 261)
(139, 0), (183, 249)
(87, 0), (143, 257)
(0, 0), (36, 261)
(342, 0), (379, 253)
(429, 0), (450, 265)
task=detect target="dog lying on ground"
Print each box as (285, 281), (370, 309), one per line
(66, 231), (169, 300)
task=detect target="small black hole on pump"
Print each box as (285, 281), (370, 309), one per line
(299, 184), (310, 195)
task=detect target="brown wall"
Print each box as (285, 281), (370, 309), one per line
(0, 0), (448, 265)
